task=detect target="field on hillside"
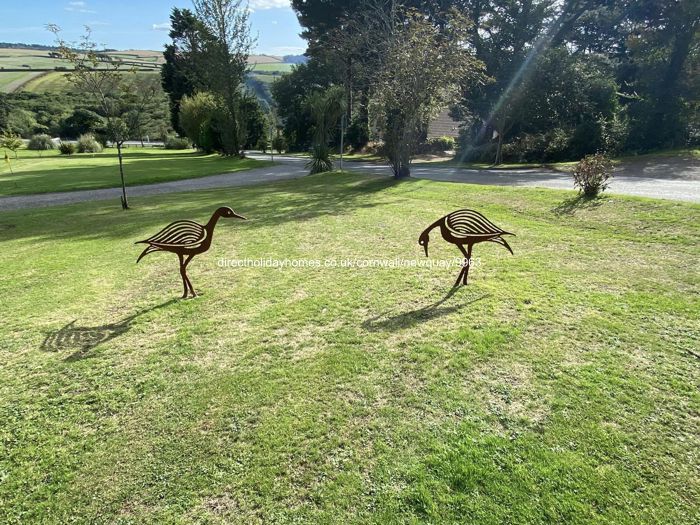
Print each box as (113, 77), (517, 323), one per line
(0, 47), (293, 93)
(0, 147), (272, 196)
(0, 173), (698, 523)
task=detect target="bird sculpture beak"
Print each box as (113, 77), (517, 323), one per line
(424, 243), (429, 257)
(234, 213), (247, 220)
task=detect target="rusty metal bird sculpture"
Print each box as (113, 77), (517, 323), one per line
(136, 206), (246, 298)
(419, 209), (514, 286)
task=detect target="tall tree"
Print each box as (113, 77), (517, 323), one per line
(49, 26), (159, 209)
(370, 9), (487, 177)
(192, 0), (254, 156)
(271, 60), (336, 151)
(161, 8), (209, 135)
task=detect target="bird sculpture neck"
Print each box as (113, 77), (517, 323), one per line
(205, 210), (224, 234)
(422, 218), (444, 236)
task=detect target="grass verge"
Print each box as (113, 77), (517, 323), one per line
(0, 147), (273, 196)
(0, 173), (698, 523)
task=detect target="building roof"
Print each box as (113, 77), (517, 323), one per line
(427, 109), (462, 139)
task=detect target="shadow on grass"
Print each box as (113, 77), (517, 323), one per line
(362, 287), (490, 331)
(553, 193), (606, 215)
(40, 299), (176, 361)
(0, 172), (400, 243)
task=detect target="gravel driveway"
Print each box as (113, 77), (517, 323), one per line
(1, 152), (698, 211)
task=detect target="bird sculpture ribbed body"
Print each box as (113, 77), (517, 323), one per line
(136, 206), (246, 298)
(419, 209), (514, 286)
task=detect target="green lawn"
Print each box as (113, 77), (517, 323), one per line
(0, 148), (272, 196)
(0, 172), (697, 523)
(250, 62), (295, 72)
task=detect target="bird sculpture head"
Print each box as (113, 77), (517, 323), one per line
(217, 206), (247, 220)
(418, 230), (430, 257)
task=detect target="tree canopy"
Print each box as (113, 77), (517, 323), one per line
(277, 0), (699, 166)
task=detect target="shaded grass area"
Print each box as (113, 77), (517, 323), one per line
(0, 173), (698, 523)
(0, 148), (273, 196)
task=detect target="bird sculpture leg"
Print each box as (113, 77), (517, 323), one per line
(183, 254), (197, 298)
(453, 245), (471, 287)
(453, 245), (467, 287)
(178, 253), (189, 299)
(462, 244), (473, 286)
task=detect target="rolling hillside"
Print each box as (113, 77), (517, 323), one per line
(0, 46), (294, 94)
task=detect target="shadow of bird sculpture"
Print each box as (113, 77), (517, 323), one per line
(136, 206), (246, 298)
(419, 209), (514, 286)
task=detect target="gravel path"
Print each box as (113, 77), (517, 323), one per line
(1, 152), (698, 211)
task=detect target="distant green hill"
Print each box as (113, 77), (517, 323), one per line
(0, 46), (292, 94)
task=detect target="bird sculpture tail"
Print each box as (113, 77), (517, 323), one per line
(490, 235), (514, 255)
(136, 244), (159, 263)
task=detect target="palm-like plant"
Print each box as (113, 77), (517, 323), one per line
(306, 86), (345, 174)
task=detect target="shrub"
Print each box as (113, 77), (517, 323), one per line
(257, 137), (269, 153)
(164, 135), (190, 150)
(306, 144), (334, 174)
(426, 136), (455, 152)
(77, 133), (102, 153)
(58, 142), (76, 155)
(573, 153), (614, 197)
(272, 135), (287, 154)
(0, 132), (23, 159)
(28, 134), (55, 150)
(179, 92), (220, 153)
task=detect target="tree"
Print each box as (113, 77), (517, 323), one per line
(3, 108), (39, 137)
(271, 60), (336, 151)
(370, 9), (487, 177)
(192, 0), (254, 156)
(622, 0), (699, 150)
(0, 131), (23, 159)
(240, 94), (267, 150)
(161, 8), (209, 135)
(49, 26), (159, 209)
(306, 86), (345, 174)
(179, 92), (220, 153)
(124, 74), (169, 145)
(59, 108), (103, 139)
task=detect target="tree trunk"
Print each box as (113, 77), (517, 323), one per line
(117, 142), (129, 209)
(395, 145), (411, 178)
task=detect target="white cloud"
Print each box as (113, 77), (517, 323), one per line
(65, 1), (96, 13)
(152, 22), (171, 31)
(271, 20), (278, 25)
(249, 0), (291, 10)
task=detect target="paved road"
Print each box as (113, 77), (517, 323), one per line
(330, 154), (699, 203)
(1, 152), (698, 211)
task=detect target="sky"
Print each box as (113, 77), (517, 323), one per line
(0, 0), (307, 56)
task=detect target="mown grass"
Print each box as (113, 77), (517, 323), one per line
(0, 173), (698, 524)
(0, 147), (272, 196)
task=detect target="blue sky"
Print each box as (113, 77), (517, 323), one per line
(0, 0), (307, 55)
